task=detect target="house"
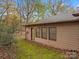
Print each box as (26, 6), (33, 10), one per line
(23, 13), (79, 52)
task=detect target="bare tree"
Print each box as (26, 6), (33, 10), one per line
(17, 0), (35, 23)
(0, 0), (17, 20)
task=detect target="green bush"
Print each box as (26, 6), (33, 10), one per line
(0, 15), (20, 46)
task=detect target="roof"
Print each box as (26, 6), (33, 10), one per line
(24, 13), (79, 26)
(72, 13), (79, 16)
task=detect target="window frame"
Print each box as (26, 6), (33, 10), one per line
(48, 27), (57, 41)
(36, 27), (41, 38)
(41, 27), (48, 39)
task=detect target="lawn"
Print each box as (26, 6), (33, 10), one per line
(16, 38), (65, 59)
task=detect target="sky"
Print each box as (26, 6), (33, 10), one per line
(15, 0), (79, 9)
(71, 0), (79, 8)
(43, 0), (79, 8)
(64, 0), (79, 8)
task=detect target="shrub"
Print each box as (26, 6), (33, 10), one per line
(0, 15), (20, 47)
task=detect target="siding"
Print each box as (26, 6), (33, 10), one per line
(57, 23), (79, 51)
(34, 23), (79, 51)
(25, 28), (32, 40)
(25, 22), (79, 51)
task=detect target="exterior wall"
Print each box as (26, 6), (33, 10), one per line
(21, 26), (26, 38)
(57, 23), (79, 51)
(25, 22), (79, 51)
(17, 26), (26, 38)
(34, 23), (79, 51)
(25, 28), (32, 40)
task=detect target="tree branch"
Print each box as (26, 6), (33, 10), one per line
(0, 7), (9, 20)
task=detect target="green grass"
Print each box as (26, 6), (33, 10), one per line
(16, 38), (65, 59)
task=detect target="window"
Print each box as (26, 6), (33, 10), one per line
(36, 28), (40, 38)
(31, 28), (36, 40)
(49, 27), (56, 41)
(41, 27), (47, 39)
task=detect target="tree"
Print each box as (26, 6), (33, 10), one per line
(0, 0), (20, 46)
(16, 0), (76, 23)
(0, 13), (20, 46)
(17, 0), (35, 23)
(0, 0), (17, 20)
(46, 0), (75, 15)
(16, 0), (46, 23)
(33, 0), (46, 21)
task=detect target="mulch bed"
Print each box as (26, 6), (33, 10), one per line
(0, 45), (16, 59)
